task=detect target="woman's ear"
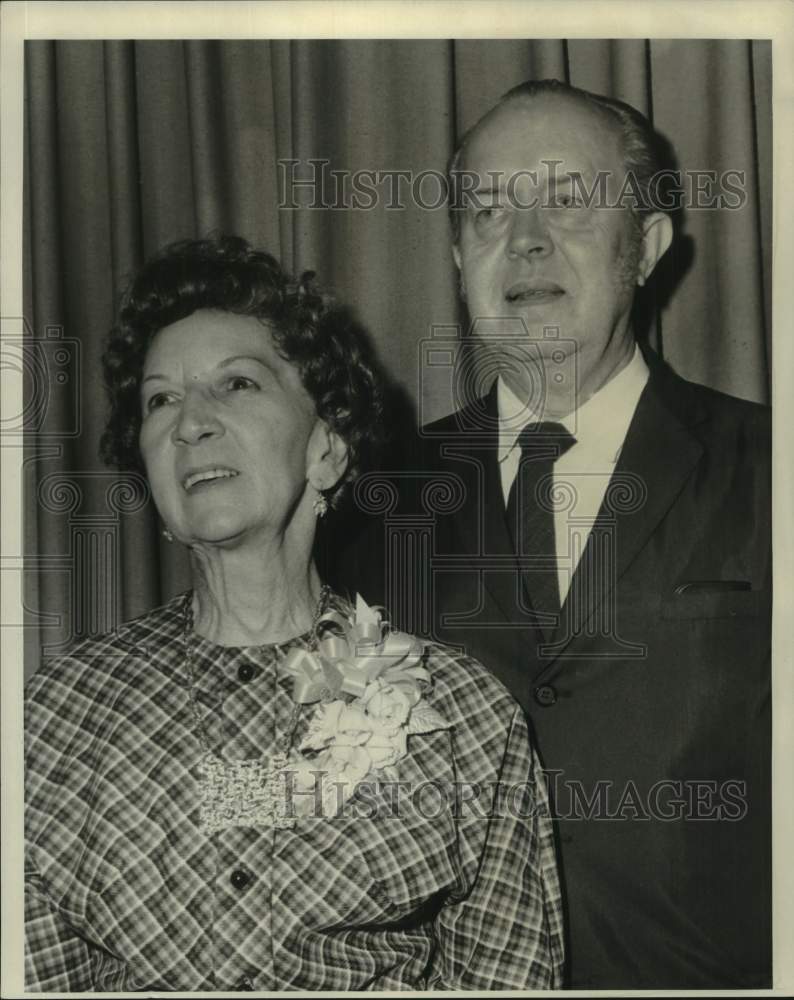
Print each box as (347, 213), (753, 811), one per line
(306, 421), (349, 492)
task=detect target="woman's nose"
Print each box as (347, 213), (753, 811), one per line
(506, 208), (554, 259)
(172, 386), (223, 445)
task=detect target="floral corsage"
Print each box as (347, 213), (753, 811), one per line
(281, 595), (451, 818)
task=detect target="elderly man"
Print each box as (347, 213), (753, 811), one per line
(336, 79), (770, 989)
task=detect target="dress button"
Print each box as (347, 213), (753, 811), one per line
(230, 868), (251, 890)
(235, 975), (254, 990)
(534, 684), (558, 707)
(237, 662), (254, 682)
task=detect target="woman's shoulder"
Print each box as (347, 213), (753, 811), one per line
(417, 640), (525, 772)
(25, 593), (187, 708)
(328, 593), (524, 763)
(421, 641), (518, 720)
(330, 592), (521, 734)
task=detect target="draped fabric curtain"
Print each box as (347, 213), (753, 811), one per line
(23, 39), (771, 675)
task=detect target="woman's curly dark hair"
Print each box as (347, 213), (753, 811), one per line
(100, 235), (385, 505)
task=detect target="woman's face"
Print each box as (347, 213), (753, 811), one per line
(138, 309), (343, 548)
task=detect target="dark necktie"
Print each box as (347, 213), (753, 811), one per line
(506, 420), (577, 622)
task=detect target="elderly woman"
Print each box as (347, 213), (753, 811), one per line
(24, 236), (564, 992)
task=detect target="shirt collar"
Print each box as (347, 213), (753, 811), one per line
(497, 343), (649, 464)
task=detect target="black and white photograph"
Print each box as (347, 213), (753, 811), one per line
(2, 1), (792, 995)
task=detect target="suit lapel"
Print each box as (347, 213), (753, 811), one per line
(544, 367), (705, 659)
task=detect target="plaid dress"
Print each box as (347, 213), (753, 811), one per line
(25, 593), (564, 992)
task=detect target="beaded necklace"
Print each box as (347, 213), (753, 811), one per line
(182, 585), (330, 834)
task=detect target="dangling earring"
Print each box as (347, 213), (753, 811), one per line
(312, 491), (328, 518)
(162, 526), (174, 542)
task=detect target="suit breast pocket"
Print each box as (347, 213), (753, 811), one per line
(661, 585), (767, 620)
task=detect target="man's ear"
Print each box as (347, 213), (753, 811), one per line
(306, 421), (349, 492)
(452, 243), (467, 300)
(637, 212), (673, 286)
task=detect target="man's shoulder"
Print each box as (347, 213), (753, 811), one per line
(648, 363), (770, 451)
(414, 394), (496, 476)
(421, 393), (493, 437)
(422, 408), (469, 437)
(657, 364), (768, 418)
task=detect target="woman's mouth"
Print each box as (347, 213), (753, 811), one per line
(182, 468), (239, 493)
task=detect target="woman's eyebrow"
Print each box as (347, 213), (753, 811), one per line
(217, 354), (273, 370)
(141, 355), (275, 385)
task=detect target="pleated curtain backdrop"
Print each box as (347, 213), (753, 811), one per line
(22, 39), (771, 675)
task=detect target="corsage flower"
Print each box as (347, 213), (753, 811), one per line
(281, 595), (451, 817)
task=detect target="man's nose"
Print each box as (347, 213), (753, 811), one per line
(172, 386), (223, 445)
(506, 208), (553, 259)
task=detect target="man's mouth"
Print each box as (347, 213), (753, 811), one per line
(182, 467), (239, 492)
(505, 280), (565, 304)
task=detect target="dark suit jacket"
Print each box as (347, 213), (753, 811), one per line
(331, 352), (771, 989)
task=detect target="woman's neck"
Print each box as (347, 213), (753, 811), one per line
(188, 541), (324, 647)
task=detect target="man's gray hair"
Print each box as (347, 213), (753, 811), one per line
(447, 78), (670, 243)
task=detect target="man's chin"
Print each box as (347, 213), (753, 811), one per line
(470, 315), (578, 352)
(473, 341), (578, 417)
(530, 337), (577, 357)
(474, 339), (577, 371)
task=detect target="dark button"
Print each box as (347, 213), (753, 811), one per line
(534, 684), (557, 707)
(237, 662), (254, 683)
(235, 975), (254, 990)
(230, 868), (251, 890)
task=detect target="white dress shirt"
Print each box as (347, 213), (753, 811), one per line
(497, 344), (649, 605)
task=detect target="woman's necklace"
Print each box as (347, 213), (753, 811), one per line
(182, 585), (330, 834)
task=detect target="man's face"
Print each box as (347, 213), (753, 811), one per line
(454, 94), (648, 412)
